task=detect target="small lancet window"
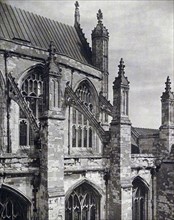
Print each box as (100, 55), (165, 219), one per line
(83, 127), (87, 148)
(19, 120), (28, 146)
(78, 127), (82, 148)
(89, 127), (93, 148)
(72, 126), (76, 148)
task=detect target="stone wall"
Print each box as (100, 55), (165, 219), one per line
(0, 153), (39, 217)
(64, 155), (109, 220)
(156, 157), (174, 220)
(138, 135), (159, 154)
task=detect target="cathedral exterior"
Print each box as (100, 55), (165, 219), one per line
(0, 2), (173, 220)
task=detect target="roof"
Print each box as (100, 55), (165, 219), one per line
(0, 2), (92, 65)
(132, 127), (159, 138)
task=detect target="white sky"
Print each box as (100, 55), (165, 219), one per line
(2, 0), (174, 129)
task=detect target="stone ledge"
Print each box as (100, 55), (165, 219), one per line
(64, 155), (109, 159)
(0, 153), (29, 159)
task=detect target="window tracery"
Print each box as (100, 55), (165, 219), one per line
(132, 178), (148, 220)
(19, 70), (43, 147)
(70, 81), (98, 150)
(0, 188), (30, 220)
(65, 183), (100, 220)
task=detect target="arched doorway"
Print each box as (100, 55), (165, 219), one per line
(132, 177), (149, 220)
(65, 182), (100, 220)
(0, 185), (31, 220)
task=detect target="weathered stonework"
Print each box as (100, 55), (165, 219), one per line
(0, 2), (173, 220)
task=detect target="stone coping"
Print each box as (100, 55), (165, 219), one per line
(131, 154), (156, 158)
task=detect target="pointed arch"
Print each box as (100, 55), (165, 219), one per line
(132, 176), (149, 189)
(65, 179), (101, 220)
(73, 78), (99, 113)
(0, 184), (32, 204)
(65, 179), (103, 200)
(73, 78), (99, 97)
(68, 78), (102, 151)
(18, 63), (45, 87)
(0, 184), (31, 220)
(132, 176), (149, 220)
(18, 64), (44, 147)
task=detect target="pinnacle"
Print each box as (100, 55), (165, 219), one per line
(165, 76), (171, 93)
(97, 9), (103, 23)
(48, 41), (56, 59)
(118, 58), (125, 75)
(75, 1), (79, 9)
(74, 1), (80, 26)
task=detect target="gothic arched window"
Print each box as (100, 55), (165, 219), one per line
(132, 178), (149, 220)
(65, 183), (100, 220)
(0, 186), (31, 220)
(19, 68), (43, 147)
(70, 81), (98, 150)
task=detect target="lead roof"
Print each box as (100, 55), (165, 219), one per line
(0, 2), (92, 65)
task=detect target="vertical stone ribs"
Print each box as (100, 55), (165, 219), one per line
(99, 92), (113, 116)
(8, 72), (39, 133)
(65, 83), (110, 143)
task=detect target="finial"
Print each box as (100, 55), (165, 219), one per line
(75, 1), (79, 9)
(48, 41), (56, 59)
(118, 58), (125, 75)
(97, 9), (103, 23)
(74, 1), (80, 26)
(165, 76), (171, 93)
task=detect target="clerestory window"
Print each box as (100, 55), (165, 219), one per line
(19, 69), (43, 147)
(71, 81), (98, 150)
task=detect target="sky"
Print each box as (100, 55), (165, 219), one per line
(2, 0), (174, 129)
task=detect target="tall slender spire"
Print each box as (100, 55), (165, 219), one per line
(74, 1), (80, 26)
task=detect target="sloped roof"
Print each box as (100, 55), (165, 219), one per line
(132, 127), (159, 138)
(0, 2), (92, 64)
